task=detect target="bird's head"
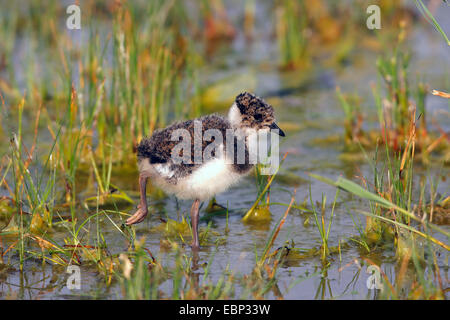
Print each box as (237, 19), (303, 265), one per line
(228, 92), (285, 137)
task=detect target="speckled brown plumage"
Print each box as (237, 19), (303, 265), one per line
(235, 92), (275, 130)
(137, 114), (253, 182)
(127, 92), (284, 236)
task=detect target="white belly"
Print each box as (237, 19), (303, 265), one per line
(138, 157), (247, 201)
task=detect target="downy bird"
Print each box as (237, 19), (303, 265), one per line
(126, 92), (285, 250)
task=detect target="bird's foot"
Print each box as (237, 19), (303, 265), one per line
(126, 206), (148, 225)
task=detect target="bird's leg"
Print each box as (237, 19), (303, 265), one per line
(191, 250), (200, 271)
(126, 175), (149, 225)
(190, 199), (201, 250)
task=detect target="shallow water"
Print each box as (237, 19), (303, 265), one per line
(0, 2), (449, 300)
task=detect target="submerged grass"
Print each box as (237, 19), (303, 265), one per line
(311, 102), (449, 297)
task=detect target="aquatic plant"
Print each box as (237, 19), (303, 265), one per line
(414, 0), (450, 46)
(275, 0), (309, 69)
(311, 106), (449, 297)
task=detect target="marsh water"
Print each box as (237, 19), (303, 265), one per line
(0, 3), (449, 300)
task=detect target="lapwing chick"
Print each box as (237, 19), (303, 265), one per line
(126, 92), (285, 250)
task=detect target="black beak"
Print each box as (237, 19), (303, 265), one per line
(269, 122), (285, 137)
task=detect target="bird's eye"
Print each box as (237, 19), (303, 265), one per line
(254, 113), (263, 122)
